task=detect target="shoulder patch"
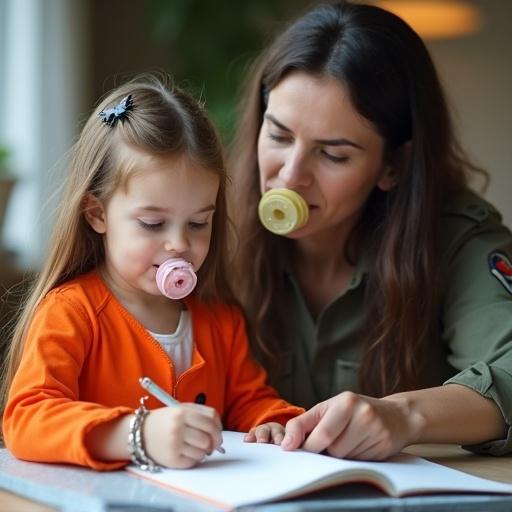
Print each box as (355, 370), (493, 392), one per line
(489, 251), (512, 295)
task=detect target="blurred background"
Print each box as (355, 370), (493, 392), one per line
(0, 0), (511, 279)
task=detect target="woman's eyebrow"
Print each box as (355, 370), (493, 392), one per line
(264, 112), (364, 150)
(265, 113), (292, 132)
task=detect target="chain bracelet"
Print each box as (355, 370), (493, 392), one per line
(128, 396), (161, 472)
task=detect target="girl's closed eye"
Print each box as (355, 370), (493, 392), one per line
(138, 219), (164, 230)
(189, 220), (209, 230)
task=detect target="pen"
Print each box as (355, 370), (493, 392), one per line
(139, 376), (180, 407)
(139, 376), (225, 454)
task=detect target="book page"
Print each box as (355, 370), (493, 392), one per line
(126, 431), (512, 510)
(350, 453), (512, 496)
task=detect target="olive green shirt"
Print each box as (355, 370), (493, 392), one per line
(272, 189), (512, 456)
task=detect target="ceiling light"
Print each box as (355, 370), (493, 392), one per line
(370, 0), (482, 39)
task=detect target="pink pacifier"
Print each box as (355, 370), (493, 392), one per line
(156, 258), (197, 299)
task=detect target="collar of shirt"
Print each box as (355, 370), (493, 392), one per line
(278, 237), (374, 297)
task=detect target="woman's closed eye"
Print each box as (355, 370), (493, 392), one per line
(268, 132), (292, 144)
(268, 131), (349, 164)
(321, 150), (349, 164)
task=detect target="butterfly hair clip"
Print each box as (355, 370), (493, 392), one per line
(99, 94), (133, 126)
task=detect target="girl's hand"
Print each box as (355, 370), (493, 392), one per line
(244, 422), (285, 445)
(281, 392), (423, 460)
(143, 404), (223, 469)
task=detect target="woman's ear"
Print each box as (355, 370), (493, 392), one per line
(377, 141), (411, 192)
(377, 165), (398, 192)
(83, 193), (107, 234)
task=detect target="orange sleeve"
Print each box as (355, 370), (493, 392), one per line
(2, 294), (132, 470)
(221, 307), (304, 431)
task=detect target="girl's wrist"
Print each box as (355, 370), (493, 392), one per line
(85, 413), (133, 461)
(128, 397), (161, 472)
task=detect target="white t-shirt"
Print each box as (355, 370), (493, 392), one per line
(147, 310), (193, 378)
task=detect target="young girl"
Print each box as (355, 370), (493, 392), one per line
(1, 75), (303, 471)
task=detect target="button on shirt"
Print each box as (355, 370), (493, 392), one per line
(271, 189), (512, 456)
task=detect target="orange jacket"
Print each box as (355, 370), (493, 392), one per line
(3, 271), (303, 470)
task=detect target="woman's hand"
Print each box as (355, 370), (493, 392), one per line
(281, 392), (424, 460)
(144, 403), (224, 469)
(244, 422), (285, 445)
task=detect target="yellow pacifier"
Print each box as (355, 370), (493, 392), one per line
(258, 188), (309, 235)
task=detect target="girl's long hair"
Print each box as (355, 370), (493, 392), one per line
(230, 2), (484, 397)
(1, 73), (235, 410)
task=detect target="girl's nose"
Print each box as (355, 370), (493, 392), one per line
(278, 149), (312, 188)
(164, 230), (189, 254)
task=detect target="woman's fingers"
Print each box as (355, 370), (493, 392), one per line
(283, 392), (406, 460)
(294, 393), (356, 453)
(320, 397), (383, 458)
(281, 401), (330, 450)
(343, 436), (383, 460)
(341, 412), (394, 460)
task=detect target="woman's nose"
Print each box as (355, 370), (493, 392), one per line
(278, 149), (312, 188)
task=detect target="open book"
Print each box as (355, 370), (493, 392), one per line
(126, 431), (512, 511)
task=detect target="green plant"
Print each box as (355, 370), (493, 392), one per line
(0, 146), (11, 177)
(147, 0), (308, 142)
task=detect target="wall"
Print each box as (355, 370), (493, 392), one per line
(1, 0), (89, 268)
(427, 0), (512, 227)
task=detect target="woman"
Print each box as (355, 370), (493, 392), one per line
(230, 1), (512, 460)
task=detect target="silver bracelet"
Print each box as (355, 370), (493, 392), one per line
(128, 396), (161, 472)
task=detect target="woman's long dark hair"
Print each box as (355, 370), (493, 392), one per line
(230, 1), (482, 397)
